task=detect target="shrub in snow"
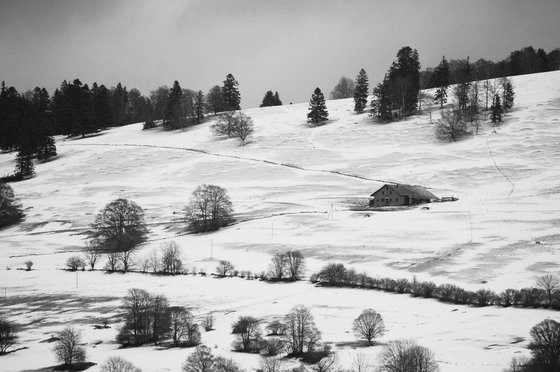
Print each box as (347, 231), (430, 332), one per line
(182, 345), (243, 372)
(378, 340), (439, 372)
(265, 320), (286, 336)
(66, 256), (86, 271)
(100, 356), (141, 372)
(0, 317), (18, 355)
(260, 338), (285, 356)
(201, 313), (214, 332)
(24, 260), (33, 271)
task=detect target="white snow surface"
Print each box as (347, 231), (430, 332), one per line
(1, 71), (560, 371)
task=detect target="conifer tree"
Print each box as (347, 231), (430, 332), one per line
(307, 88), (328, 126)
(260, 91), (275, 107)
(432, 56), (449, 109)
(260, 91), (282, 107)
(222, 74), (241, 111)
(0, 182), (25, 228)
(165, 81), (184, 129)
(194, 90), (205, 124)
(353, 68), (369, 114)
(371, 77), (393, 122)
(273, 91), (282, 105)
(15, 150), (34, 178)
(36, 136), (57, 161)
(490, 94), (502, 126)
(111, 82), (128, 127)
(503, 80), (515, 113)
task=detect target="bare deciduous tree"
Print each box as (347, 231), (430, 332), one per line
(536, 275), (560, 306)
(216, 260), (235, 277)
(378, 339), (439, 372)
(286, 250), (305, 280)
(259, 356), (283, 372)
(266, 320), (286, 336)
(201, 313), (214, 332)
(232, 112), (254, 146)
(232, 316), (262, 352)
(182, 345), (215, 372)
(330, 77), (355, 100)
(100, 356), (141, 372)
(352, 353), (371, 372)
(53, 327), (86, 367)
(434, 107), (468, 142)
(211, 111), (237, 138)
(89, 198), (148, 272)
(311, 353), (339, 372)
(528, 319), (560, 366)
(184, 184), (234, 233)
(170, 307), (200, 347)
(284, 305), (321, 355)
(353, 309), (385, 346)
(84, 239), (100, 270)
(161, 241), (183, 274)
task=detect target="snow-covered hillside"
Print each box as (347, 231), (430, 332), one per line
(1, 71), (560, 371)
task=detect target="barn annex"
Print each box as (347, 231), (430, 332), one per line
(370, 184), (439, 207)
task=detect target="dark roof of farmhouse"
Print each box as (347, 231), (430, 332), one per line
(371, 184), (439, 200)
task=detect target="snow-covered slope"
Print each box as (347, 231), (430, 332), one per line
(1, 71), (560, 371)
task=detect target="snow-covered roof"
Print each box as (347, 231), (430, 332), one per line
(371, 184), (439, 201)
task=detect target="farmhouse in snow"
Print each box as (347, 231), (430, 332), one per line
(370, 184), (439, 207)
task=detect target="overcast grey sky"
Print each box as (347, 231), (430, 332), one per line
(1, 0), (559, 108)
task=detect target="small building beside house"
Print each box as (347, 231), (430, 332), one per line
(370, 184), (439, 207)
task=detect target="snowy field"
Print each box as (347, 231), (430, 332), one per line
(1, 71), (560, 371)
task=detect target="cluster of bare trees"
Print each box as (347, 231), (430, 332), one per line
(78, 184), (233, 274)
(117, 288), (200, 347)
(312, 264), (560, 310)
(211, 111), (255, 146)
(268, 251), (305, 281)
(434, 76), (515, 142)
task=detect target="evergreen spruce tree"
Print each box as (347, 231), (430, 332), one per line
(490, 94), (502, 126)
(111, 82), (128, 127)
(165, 81), (184, 129)
(307, 88), (328, 126)
(36, 136), (57, 161)
(503, 80), (515, 113)
(15, 150), (34, 179)
(0, 182), (25, 228)
(387, 47), (421, 118)
(222, 74), (241, 111)
(260, 91), (282, 107)
(353, 68), (369, 114)
(432, 56), (450, 109)
(273, 91), (282, 105)
(260, 91), (275, 107)
(371, 77), (393, 122)
(194, 90), (205, 124)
